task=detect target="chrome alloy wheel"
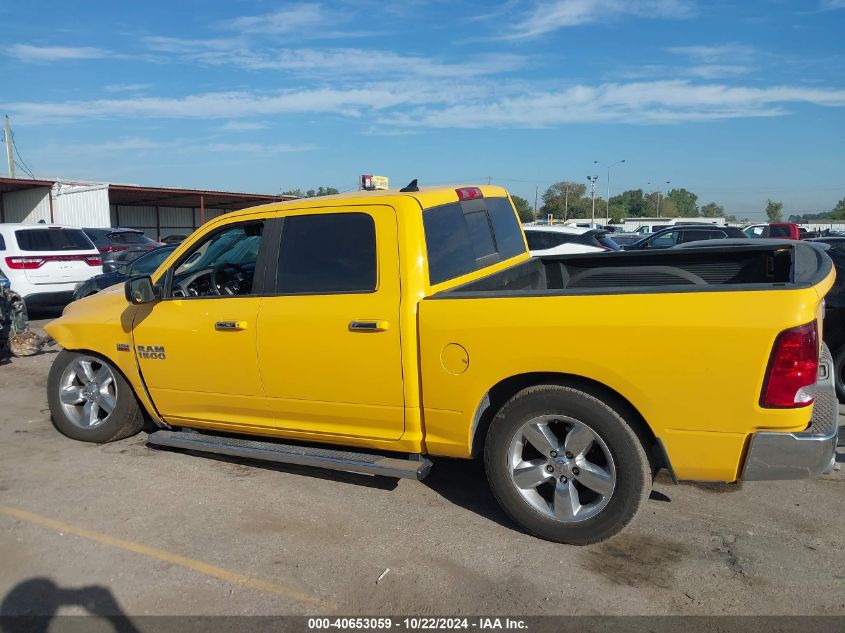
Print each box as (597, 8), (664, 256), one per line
(507, 415), (616, 523)
(58, 356), (118, 429)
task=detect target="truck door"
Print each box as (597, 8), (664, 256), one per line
(131, 217), (273, 428)
(256, 206), (405, 440)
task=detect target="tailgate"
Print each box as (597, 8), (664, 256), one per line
(11, 227), (102, 284)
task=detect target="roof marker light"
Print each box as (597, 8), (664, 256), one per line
(456, 187), (483, 201)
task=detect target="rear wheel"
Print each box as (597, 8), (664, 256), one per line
(484, 385), (651, 545)
(47, 350), (144, 443)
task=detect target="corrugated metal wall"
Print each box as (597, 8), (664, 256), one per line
(1, 187), (51, 223)
(109, 205), (226, 239)
(53, 186), (111, 227)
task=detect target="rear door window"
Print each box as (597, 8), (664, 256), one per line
(15, 228), (94, 252)
(276, 213), (377, 294)
(649, 231), (678, 248)
(423, 196), (526, 285)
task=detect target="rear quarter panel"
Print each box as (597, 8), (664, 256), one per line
(418, 282), (830, 481)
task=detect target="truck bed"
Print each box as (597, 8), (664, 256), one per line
(434, 242), (830, 297)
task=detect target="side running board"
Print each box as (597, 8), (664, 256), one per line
(147, 430), (433, 480)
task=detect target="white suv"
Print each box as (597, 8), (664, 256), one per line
(0, 223), (103, 307)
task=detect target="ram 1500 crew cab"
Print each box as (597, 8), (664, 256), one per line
(45, 185), (839, 544)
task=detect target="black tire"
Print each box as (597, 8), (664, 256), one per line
(47, 350), (144, 443)
(833, 345), (845, 403)
(484, 384), (651, 545)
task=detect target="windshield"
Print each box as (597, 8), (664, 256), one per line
(130, 247), (175, 275)
(176, 225), (263, 275)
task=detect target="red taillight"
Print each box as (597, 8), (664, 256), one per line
(5, 256), (45, 270)
(4, 254), (102, 269)
(761, 322), (818, 408)
(100, 246), (128, 253)
(456, 187), (483, 201)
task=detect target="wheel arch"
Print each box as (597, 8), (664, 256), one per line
(52, 346), (162, 427)
(469, 372), (668, 474)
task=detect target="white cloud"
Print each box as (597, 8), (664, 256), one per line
(5, 80), (845, 129)
(509, 0), (696, 39)
(219, 120), (270, 131)
(141, 38), (524, 79)
(7, 44), (112, 62)
(221, 3), (330, 35)
(376, 81), (845, 128)
(104, 83), (153, 93)
(667, 43), (756, 63)
(819, 0), (845, 10)
(52, 137), (314, 155)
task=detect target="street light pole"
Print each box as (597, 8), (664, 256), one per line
(648, 180), (671, 219)
(587, 175), (598, 226)
(594, 159), (625, 221)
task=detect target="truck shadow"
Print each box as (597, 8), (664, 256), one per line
(423, 457), (517, 530)
(0, 577), (140, 633)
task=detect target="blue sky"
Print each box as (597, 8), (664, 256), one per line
(1, 0), (844, 219)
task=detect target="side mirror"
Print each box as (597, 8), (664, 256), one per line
(125, 275), (160, 305)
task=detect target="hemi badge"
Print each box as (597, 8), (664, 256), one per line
(117, 343), (130, 352)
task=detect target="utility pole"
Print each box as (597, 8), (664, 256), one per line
(587, 175), (598, 227)
(534, 186), (538, 220)
(3, 115), (14, 179)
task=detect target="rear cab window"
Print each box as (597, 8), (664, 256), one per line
(423, 196), (526, 285)
(109, 231), (155, 245)
(15, 228), (95, 252)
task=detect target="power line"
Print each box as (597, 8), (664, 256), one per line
(11, 131), (36, 179)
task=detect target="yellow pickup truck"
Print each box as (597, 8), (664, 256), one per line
(45, 184), (839, 544)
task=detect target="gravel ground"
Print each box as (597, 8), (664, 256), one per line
(0, 316), (843, 617)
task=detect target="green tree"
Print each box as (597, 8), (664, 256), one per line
(281, 186), (339, 198)
(541, 182), (587, 220)
(700, 202), (725, 218)
(511, 195), (535, 222)
(766, 199), (784, 222)
(644, 191), (678, 217)
(609, 189), (648, 218)
(725, 214), (738, 223)
(667, 188), (699, 217)
(831, 196), (845, 220)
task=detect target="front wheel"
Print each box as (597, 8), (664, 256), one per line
(484, 385), (651, 545)
(47, 350), (144, 443)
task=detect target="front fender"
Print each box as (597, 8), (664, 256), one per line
(45, 288), (163, 424)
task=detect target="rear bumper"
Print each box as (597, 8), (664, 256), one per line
(22, 290), (75, 307)
(742, 345), (839, 481)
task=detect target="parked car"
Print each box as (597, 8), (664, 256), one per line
(72, 245), (177, 301)
(161, 234), (188, 245)
(83, 227), (160, 272)
(0, 223), (102, 307)
(742, 223), (801, 240)
(524, 225), (620, 256)
(45, 184), (837, 545)
(625, 225), (746, 250)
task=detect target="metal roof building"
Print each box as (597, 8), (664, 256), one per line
(0, 177), (295, 240)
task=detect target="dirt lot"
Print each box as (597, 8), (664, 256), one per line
(1, 317), (843, 617)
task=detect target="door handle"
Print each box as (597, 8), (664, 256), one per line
(215, 320), (248, 331)
(349, 320), (389, 332)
